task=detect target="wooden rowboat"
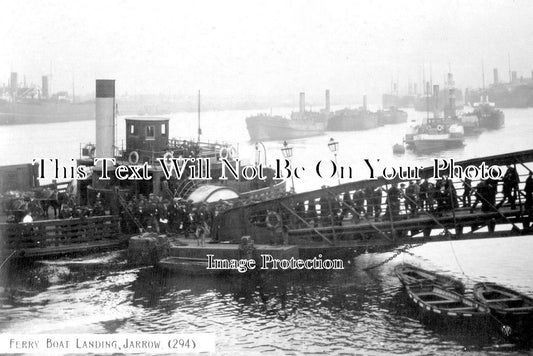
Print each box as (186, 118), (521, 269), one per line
(406, 283), (490, 321)
(394, 263), (465, 293)
(473, 282), (533, 316)
(473, 282), (533, 341)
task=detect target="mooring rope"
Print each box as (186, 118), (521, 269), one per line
(0, 250), (17, 271)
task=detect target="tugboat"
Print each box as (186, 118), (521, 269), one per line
(405, 84), (465, 152)
(246, 91), (329, 141)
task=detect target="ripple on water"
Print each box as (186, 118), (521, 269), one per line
(1, 237), (533, 353)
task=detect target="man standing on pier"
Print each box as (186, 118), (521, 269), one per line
(497, 164), (520, 210)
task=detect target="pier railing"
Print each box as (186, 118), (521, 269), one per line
(213, 149), (533, 246)
(0, 215), (122, 254)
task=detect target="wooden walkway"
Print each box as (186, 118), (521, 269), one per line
(0, 215), (128, 259)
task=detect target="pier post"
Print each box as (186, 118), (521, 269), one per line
(488, 219), (496, 234)
(455, 225), (463, 239)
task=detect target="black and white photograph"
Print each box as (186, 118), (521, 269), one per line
(1, 0), (533, 354)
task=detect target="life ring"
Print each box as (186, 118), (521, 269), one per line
(228, 146), (238, 159)
(128, 151), (139, 164)
(265, 210), (282, 229)
(84, 143), (96, 157)
(163, 151), (174, 165)
(436, 125), (444, 132)
(219, 146), (230, 160)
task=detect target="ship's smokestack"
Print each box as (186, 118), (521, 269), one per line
(447, 73), (454, 86)
(42, 76), (49, 98)
(449, 88), (456, 117)
(493, 68), (499, 84)
(10, 72), (17, 96)
(426, 81), (431, 96)
(362, 95), (367, 111)
(512, 71), (517, 82)
(325, 89), (330, 112)
(413, 83), (417, 95)
(433, 85), (439, 113)
(95, 80), (115, 163)
(299, 92), (305, 113)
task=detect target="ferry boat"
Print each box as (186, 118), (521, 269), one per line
(0, 80), (286, 261)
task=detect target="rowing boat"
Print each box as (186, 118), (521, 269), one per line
(394, 263), (465, 293)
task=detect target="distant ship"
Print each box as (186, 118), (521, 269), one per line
(410, 120), (465, 152)
(405, 83), (465, 152)
(382, 82), (416, 108)
(326, 95), (379, 131)
(246, 91), (329, 141)
(463, 95), (505, 130)
(414, 73), (464, 112)
(466, 68), (533, 108)
(377, 107), (408, 125)
(0, 73), (94, 125)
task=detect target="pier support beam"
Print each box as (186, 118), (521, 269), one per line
(455, 225), (463, 238)
(488, 219), (496, 234)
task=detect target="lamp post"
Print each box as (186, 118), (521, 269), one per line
(328, 137), (340, 185)
(281, 140), (295, 193)
(255, 142), (267, 166)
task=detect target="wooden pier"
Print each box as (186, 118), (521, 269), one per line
(212, 149), (533, 257)
(0, 215), (128, 258)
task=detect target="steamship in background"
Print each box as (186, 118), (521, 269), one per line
(0, 72), (95, 125)
(326, 95), (379, 131)
(413, 73), (464, 112)
(381, 74), (465, 112)
(245, 91), (330, 141)
(466, 67), (533, 108)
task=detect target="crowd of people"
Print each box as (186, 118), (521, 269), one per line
(283, 165), (533, 228)
(119, 193), (233, 244)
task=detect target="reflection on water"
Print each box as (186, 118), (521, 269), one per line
(1, 237), (532, 354)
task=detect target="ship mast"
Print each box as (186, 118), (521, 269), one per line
(197, 90), (202, 142)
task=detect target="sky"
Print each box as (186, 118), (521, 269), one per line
(2, 0), (533, 106)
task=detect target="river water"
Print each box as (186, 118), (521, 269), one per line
(1, 106), (533, 354)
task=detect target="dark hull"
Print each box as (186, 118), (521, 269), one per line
(377, 109), (408, 125)
(479, 111), (505, 130)
(0, 100), (95, 125)
(326, 110), (378, 131)
(412, 135), (465, 152)
(473, 282), (533, 341)
(468, 85), (533, 108)
(406, 284), (491, 326)
(246, 115), (326, 141)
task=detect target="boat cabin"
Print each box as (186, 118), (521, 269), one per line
(125, 117), (169, 164)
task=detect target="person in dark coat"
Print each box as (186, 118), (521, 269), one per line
(497, 165), (520, 210)
(462, 178), (472, 208)
(524, 172), (533, 212)
(306, 199), (318, 228)
(386, 183), (401, 219)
